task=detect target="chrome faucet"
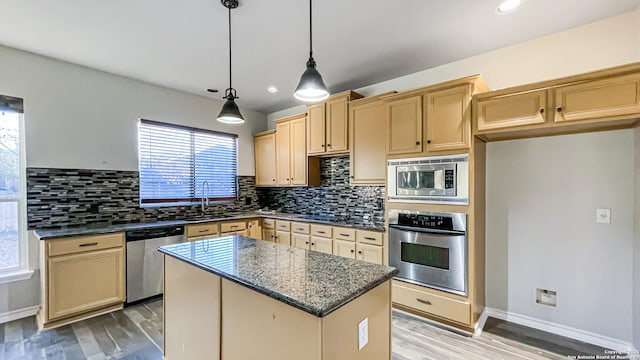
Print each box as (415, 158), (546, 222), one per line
(201, 180), (210, 213)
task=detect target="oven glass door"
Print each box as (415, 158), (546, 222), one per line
(389, 227), (466, 295)
(395, 164), (455, 197)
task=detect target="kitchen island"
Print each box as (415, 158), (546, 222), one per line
(158, 235), (398, 360)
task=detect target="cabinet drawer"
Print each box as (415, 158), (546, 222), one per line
(220, 221), (246, 232)
(356, 230), (383, 246)
(48, 233), (124, 257)
(262, 218), (275, 229)
(187, 223), (219, 238)
(310, 224), (332, 238)
(291, 222), (310, 234)
(275, 220), (291, 231)
(333, 228), (355, 241)
(392, 282), (471, 325)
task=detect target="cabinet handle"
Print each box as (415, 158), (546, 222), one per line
(230, 225), (239, 229)
(317, 231), (326, 234)
(322, 144), (325, 147)
(539, 108), (545, 114)
(557, 106), (563, 112)
(296, 228), (304, 231)
(364, 236), (376, 241)
(305, 241), (309, 245)
(340, 233), (350, 236)
(427, 140), (431, 144)
(311, 242), (315, 246)
(416, 141), (420, 145)
(198, 229), (209, 233)
(272, 179), (275, 182)
(416, 298), (432, 306)
(350, 176), (354, 179)
(79, 242), (99, 247)
(358, 250), (362, 254)
(327, 144), (331, 147)
(350, 249), (355, 253)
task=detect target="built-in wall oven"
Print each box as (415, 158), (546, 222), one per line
(388, 209), (467, 296)
(387, 154), (468, 204)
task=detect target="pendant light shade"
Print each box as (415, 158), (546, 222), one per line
(216, 0), (245, 124)
(293, 0), (329, 103)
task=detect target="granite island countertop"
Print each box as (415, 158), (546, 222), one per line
(34, 211), (385, 240)
(158, 235), (398, 317)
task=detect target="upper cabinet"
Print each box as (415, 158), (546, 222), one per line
(386, 75), (487, 158)
(349, 93), (396, 186)
(254, 131), (276, 186)
(273, 114), (320, 187)
(472, 63), (640, 141)
(307, 91), (363, 155)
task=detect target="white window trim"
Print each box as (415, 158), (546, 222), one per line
(0, 112), (29, 282)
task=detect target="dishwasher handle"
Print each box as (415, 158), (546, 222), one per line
(126, 226), (185, 242)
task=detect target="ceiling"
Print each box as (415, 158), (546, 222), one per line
(0, 0), (638, 114)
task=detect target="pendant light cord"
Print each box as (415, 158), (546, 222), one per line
(228, 6), (232, 94)
(309, 0), (313, 58)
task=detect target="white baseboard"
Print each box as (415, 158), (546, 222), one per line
(481, 307), (638, 354)
(0, 305), (39, 325)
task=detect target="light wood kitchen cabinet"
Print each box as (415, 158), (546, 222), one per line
(333, 239), (356, 258)
(254, 131), (277, 186)
(331, 228), (384, 265)
(186, 223), (219, 240)
(276, 230), (291, 246)
(310, 236), (332, 254)
(307, 91), (362, 155)
(554, 73), (640, 123)
(275, 114), (320, 186)
(387, 95), (422, 155)
(39, 233), (125, 329)
(220, 221), (246, 233)
(247, 219), (261, 240)
(425, 84), (472, 152)
(292, 233), (311, 249)
(356, 243), (384, 264)
(393, 280), (471, 325)
(262, 229), (276, 242)
(474, 89), (548, 132)
(349, 94), (394, 185)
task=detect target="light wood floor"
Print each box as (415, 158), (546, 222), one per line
(0, 299), (612, 359)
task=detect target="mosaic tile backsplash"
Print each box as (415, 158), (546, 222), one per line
(257, 156), (385, 227)
(27, 168), (259, 229)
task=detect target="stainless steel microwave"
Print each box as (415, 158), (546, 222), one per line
(387, 154), (469, 204)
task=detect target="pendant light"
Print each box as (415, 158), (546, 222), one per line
(216, 0), (245, 124)
(293, 0), (329, 103)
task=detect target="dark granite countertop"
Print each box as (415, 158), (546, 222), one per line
(34, 211), (385, 240)
(158, 235), (398, 317)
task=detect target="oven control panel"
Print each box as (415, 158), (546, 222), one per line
(397, 214), (454, 231)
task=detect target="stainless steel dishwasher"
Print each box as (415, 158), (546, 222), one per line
(125, 225), (185, 304)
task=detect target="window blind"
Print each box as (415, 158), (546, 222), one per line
(138, 119), (238, 204)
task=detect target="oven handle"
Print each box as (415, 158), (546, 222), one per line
(388, 224), (465, 236)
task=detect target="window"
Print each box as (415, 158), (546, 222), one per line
(0, 96), (26, 275)
(138, 119), (238, 205)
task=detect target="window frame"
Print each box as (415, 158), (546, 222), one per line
(137, 119), (239, 207)
(0, 110), (31, 282)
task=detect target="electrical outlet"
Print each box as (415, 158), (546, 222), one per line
(358, 317), (368, 350)
(596, 208), (611, 224)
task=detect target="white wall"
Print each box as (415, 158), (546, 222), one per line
(634, 127), (640, 349)
(0, 44), (267, 317)
(0, 45), (267, 175)
(267, 10), (640, 126)
(486, 130), (634, 342)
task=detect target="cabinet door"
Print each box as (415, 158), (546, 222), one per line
(307, 103), (326, 154)
(311, 236), (332, 255)
(387, 96), (422, 155)
(425, 85), (471, 152)
(289, 116), (308, 186)
(554, 73), (640, 123)
(276, 231), (291, 246)
(247, 220), (262, 240)
(475, 89), (548, 132)
(356, 243), (384, 265)
(292, 233), (310, 250)
(262, 229), (276, 242)
(350, 101), (387, 185)
(326, 96), (349, 153)
(48, 248), (124, 320)
(254, 133), (276, 186)
(275, 121), (291, 185)
(332, 239), (356, 259)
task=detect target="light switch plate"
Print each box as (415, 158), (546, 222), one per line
(596, 208), (611, 224)
(358, 317), (368, 350)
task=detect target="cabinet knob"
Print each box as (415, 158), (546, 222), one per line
(305, 241), (309, 245)
(557, 106), (563, 112)
(539, 108), (545, 114)
(350, 176), (354, 179)
(322, 144), (325, 147)
(416, 141), (420, 145)
(427, 140), (431, 144)
(311, 242), (315, 246)
(272, 179), (275, 182)
(327, 144), (331, 147)
(358, 251), (362, 254)
(350, 249), (355, 253)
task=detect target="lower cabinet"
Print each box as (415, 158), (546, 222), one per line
(333, 239), (355, 258)
(39, 233), (125, 329)
(356, 243), (384, 264)
(262, 228), (276, 242)
(276, 230), (291, 246)
(247, 219), (262, 240)
(392, 280), (471, 326)
(332, 229), (384, 265)
(310, 236), (332, 254)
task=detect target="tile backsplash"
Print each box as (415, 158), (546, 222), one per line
(26, 168), (259, 229)
(256, 156), (385, 226)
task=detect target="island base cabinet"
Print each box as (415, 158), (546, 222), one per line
(222, 279), (392, 360)
(164, 256), (221, 360)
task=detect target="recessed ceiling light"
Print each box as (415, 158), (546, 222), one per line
(267, 86), (278, 93)
(496, 0), (522, 14)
